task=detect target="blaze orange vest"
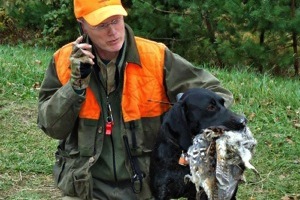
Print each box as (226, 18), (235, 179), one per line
(53, 37), (171, 122)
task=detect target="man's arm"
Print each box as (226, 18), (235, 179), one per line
(163, 48), (234, 107)
(37, 58), (84, 140)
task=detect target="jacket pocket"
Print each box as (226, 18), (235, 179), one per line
(78, 119), (98, 157)
(53, 152), (76, 196)
(73, 170), (92, 199)
(53, 149), (93, 199)
(53, 152), (64, 185)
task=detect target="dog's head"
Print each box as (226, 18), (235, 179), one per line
(162, 88), (247, 151)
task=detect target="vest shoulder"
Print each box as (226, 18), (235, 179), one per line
(54, 42), (73, 58)
(53, 42), (73, 84)
(135, 37), (166, 49)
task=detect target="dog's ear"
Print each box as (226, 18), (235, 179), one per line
(161, 102), (192, 151)
(178, 101), (194, 151)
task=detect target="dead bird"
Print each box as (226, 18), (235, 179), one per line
(184, 126), (259, 200)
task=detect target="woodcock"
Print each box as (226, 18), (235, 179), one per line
(184, 126), (259, 200)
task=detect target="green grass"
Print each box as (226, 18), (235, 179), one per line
(208, 67), (300, 200)
(0, 44), (60, 199)
(0, 44), (299, 199)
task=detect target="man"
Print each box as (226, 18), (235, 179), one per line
(37, 0), (234, 199)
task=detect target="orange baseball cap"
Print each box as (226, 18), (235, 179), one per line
(74, 0), (128, 26)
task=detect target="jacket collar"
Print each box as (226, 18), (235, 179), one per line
(124, 24), (142, 67)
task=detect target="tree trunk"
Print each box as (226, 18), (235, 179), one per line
(201, 11), (224, 67)
(291, 0), (299, 76)
(292, 32), (299, 76)
(258, 29), (265, 73)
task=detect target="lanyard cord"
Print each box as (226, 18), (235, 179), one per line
(123, 133), (144, 194)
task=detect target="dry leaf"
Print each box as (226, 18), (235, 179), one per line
(35, 59), (42, 65)
(249, 112), (256, 121)
(279, 174), (286, 180)
(281, 194), (300, 200)
(294, 123), (300, 129)
(32, 82), (41, 90)
(293, 159), (300, 164)
(264, 140), (272, 147)
(274, 134), (281, 138)
(285, 136), (294, 144)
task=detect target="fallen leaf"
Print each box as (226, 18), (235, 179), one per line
(279, 174), (286, 180)
(281, 194), (300, 200)
(32, 82), (41, 90)
(294, 123), (300, 129)
(274, 134), (281, 138)
(285, 136), (294, 144)
(35, 59), (42, 65)
(249, 113), (256, 121)
(264, 140), (272, 147)
(293, 159), (300, 164)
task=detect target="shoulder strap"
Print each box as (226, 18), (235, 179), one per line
(123, 121), (145, 194)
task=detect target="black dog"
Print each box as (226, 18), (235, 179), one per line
(149, 88), (247, 200)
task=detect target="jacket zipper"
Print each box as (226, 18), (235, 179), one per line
(105, 96), (118, 182)
(92, 55), (119, 182)
(109, 134), (118, 182)
(105, 66), (118, 182)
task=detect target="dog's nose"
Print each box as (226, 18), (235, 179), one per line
(237, 116), (248, 129)
(230, 114), (248, 130)
(240, 117), (248, 126)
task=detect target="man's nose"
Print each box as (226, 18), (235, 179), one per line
(107, 24), (117, 34)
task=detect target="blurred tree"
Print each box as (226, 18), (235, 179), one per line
(1, 0), (299, 76)
(41, 0), (78, 48)
(241, 0), (299, 75)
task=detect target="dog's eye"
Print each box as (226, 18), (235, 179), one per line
(207, 104), (216, 111)
(207, 100), (217, 111)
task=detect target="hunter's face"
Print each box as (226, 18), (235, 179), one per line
(81, 15), (125, 60)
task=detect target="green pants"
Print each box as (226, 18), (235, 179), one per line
(93, 179), (138, 200)
(63, 178), (154, 200)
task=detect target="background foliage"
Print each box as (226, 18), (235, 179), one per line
(0, 0), (299, 75)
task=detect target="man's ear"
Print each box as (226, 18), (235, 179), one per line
(77, 19), (85, 35)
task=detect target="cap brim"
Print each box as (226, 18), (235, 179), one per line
(83, 5), (128, 26)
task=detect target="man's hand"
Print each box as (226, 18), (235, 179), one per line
(70, 35), (95, 91)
